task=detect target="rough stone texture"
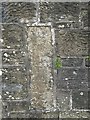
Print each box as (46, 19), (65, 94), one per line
(1, 24), (26, 49)
(79, 3), (88, 29)
(56, 68), (88, 90)
(2, 2), (37, 23)
(56, 89), (70, 111)
(61, 58), (83, 67)
(2, 50), (26, 65)
(2, 66), (29, 100)
(0, 100), (2, 119)
(0, 1), (89, 119)
(40, 2), (79, 24)
(27, 27), (55, 111)
(72, 90), (88, 109)
(55, 30), (88, 56)
(59, 111), (89, 118)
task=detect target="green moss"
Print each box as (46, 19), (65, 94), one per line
(54, 57), (62, 69)
(86, 55), (90, 61)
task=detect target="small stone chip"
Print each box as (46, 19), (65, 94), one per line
(0, 70), (2, 76)
(80, 92), (84, 96)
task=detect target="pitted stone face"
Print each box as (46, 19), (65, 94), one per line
(2, 2), (37, 23)
(27, 27), (55, 111)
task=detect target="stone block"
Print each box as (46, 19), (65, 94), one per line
(55, 30), (88, 56)
(2, 101), (30, 118)
(72, 90), (88, 109)
(59, 111), (89, 118)
(57, 68), (88, 81)
(2, 50), (26, 65)
(1, 24), (26, 49)
(56, 68), (88, 90)
(2, 2), (37, 23)
(79, 3), (88, 29)
(61, 58), (83, 67)
(2, 66), (30, 100)
(0, 6), (2, 23)
(67, 79), (88, 90)
(56, 89), (70, 110)
(27, 27), (54, 110)
(40, 2), (79, 24)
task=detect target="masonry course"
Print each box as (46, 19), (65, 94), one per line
(0, 1), (89, 119)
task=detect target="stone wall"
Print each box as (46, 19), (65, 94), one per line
(0, 1), (90, 119)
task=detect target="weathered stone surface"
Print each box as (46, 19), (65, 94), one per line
(55, 30), (88, 56)
(40, 2), (79, 24)
(2, 50), (26, 65)
(0, 5), (2, 23)
(88, 91), (90, 109)
(0, 100), (2, 119)
(2, 66), (29, 100)
(59, 111), (89, 118)
(57, 68), (88, 82)
(0, 1), (89, 119)
(2, 101), (30, 112)
(56, 79), (68, 89)
(61, 58), (83, 67)
(41, 112), (58, 119)
(1, 24), (26, 49)
(88, 68), (90, 89)
(67, 79), (88, 90)
(9, 112), (29, 118)
(27, 27), (55, 111)
(79, 3), (88, 29)
(2, 2), (37, 23)
(56, 68), (88, 90)
(72, 90), (88, 109)
(56, 89), (70, 110)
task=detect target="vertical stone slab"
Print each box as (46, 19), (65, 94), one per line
(28, 27), (55, 111)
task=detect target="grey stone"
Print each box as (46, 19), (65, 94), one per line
(2, 50), (26, 65)
(79, 3), (88, 29)
(87, 68), (90, 89)
(2, 101), (30, 118)
(41, 112), (58, 119)
(55, 30), (88, 56)
(59, 111), (89, 118)
(2, 2), (37, 23)
(5, 101), (29, 111)
(56, 68), (88, 90)
(40, 2), (79, 23)
(1, 24), (26, 49)
(72, 90), (88, 109)
(56, 76), (68, 89)
(88, 91), (90, 109)
(57, 68), (88, 81)
(10, 112), (29, 118)
(0, 1), (89, 118)
(67, 79), (88, 90)
(2, 66), (30, 100)
(61, 58), (83, 67)
(0, 6), (2, 23)
(27, 27), (54, 110)
(56, 89), (70, 110)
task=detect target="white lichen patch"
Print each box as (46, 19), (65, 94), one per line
(28, 27), (55, 110)
(0, 70), (2, 76)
